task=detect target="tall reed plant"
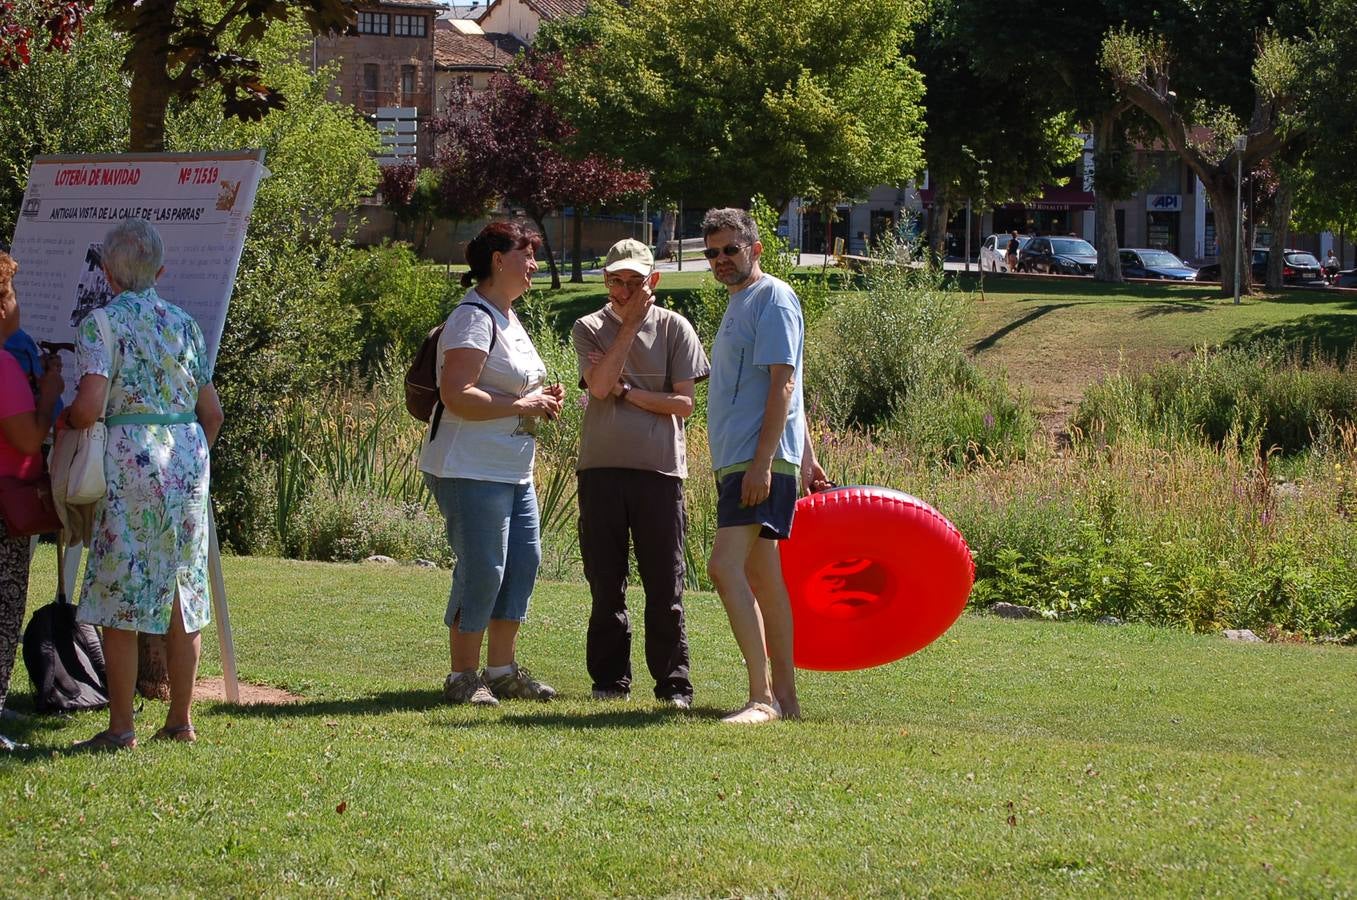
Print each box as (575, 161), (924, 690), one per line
(1073, 344), (1357, 456)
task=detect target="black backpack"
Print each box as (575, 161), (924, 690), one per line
(22, 596), (108, 714)
(404, 301), (498, 440)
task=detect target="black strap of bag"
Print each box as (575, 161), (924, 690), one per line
(430, 301), (499, 441)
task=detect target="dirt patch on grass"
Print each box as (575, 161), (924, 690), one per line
(195, 677), (302, 704)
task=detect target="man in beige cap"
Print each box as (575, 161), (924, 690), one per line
(572, 238), (709, 707)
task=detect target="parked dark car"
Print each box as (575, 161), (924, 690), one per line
(1337, 269), (1357, 289)
(1118, 248), (1197, 281)
(1195, 249), (1324, 284)
(1018, 236), (1097, 275)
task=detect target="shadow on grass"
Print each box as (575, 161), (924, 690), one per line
(195, 689), (447, 718)
(499, 706), (726, 728)
(1134, 301), (1214, 319)
(1224, 314), (1357, 365)
(188, 692), (723, 727)
(971, 303), (1075, 352)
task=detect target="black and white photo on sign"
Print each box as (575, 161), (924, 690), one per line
(69, 242), (114, 326)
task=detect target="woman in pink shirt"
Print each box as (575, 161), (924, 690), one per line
(0, 250), (64, 752)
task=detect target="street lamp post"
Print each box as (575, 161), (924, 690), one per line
(1233, 134), (1247, 305)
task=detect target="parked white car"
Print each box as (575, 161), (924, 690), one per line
(980, 233), (1030, 272)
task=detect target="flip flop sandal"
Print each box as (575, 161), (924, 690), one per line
(151, 724), (197, 743)
(72, 729), (137, 752)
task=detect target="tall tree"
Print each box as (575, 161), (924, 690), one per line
(949, 0), (1161, 282)
(546, 0), (926, 209)
(435, 54), (649, 289)
(1102, 27), (1306, 296)
(911, 4), (1084, 262)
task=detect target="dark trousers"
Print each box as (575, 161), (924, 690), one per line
(577, 468), (691, 700)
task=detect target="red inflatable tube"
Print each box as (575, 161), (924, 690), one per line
(778, 486), (975, 671)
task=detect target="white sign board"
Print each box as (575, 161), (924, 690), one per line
(9, 150), (268, 371)
(1145, 193), (1183, 212)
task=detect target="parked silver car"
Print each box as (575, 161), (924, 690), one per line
(980, 233), (1031, 272)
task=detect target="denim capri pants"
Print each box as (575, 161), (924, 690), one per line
(424, 473), (542, 632)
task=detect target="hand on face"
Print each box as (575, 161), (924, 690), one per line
(607, 270), (658, 326)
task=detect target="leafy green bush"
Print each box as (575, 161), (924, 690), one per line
(805, 252), (968, 428)
(283, 487), (450, 565)
(893, 362), (1037, 465)
(1073, 345), (1357, 455)
(338, 244), (460, 373)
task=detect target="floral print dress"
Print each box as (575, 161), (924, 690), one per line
(75, 288), (213, 635)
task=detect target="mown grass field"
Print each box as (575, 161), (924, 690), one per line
(3, 556), (1355, 896)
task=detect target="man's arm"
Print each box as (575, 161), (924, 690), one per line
(741, 363), (795, 507)
(624, 378), (695, 418)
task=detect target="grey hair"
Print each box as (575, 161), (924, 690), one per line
(700, 208), (759, 246)
(101, 217), (164, 292)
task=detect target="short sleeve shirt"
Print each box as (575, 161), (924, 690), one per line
(75, 289), (212, 414)
(0, 349), (40, 479)
(572, 304), (709, 477)
(418, 290), (548, 484)
(706, 275), (805, 471)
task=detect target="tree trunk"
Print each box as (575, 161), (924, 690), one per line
(1090, 111), (1124, 283)
(126, 0), (176, 697)
(1203, 176), (1249, 297)
(532, 213), (561, 289)
(925, 186), (952, 268)
(125, 0), (175, 153)
(655, 208), (677, 259)
(1265, 178), (1294, 291)
(136, 639), (172, 701)
(1093, 193), (1122, 282)
(570, 208), (584, 283)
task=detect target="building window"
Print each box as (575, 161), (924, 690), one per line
(394, 14), (427, 37)
(363, 63), (380, 104)
(358, 12), (389, 34)
(401, 65), (417, 106)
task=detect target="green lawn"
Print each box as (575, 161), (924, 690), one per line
(3, 555), (1354, 895)
(957, 274), (1357, 418)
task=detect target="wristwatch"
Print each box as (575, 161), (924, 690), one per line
(619, 382), (632, 401)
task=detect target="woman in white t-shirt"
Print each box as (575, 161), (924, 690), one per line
(419, 221), (564, 707)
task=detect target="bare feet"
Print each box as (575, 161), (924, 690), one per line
(720, 700), (781, 725)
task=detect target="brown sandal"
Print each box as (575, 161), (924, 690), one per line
(151, 724), (197, 743)
(72, 729), (137, 752)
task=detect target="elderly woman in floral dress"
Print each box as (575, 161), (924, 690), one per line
(65, 218), (224, 750)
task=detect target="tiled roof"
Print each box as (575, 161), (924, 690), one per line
(360, 0), (443, 8)
(434, 28), (527, 69)
(521, 0), (587, 19)
(476, 0), (587, 23)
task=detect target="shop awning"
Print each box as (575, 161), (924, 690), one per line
(919, 183), (1095, 211)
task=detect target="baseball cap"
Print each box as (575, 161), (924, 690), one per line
(604, 238), (653, 276)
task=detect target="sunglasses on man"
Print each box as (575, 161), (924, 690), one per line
(701, 244), (747, 260)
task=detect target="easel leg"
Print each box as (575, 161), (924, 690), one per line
(207, 503), (239, 703)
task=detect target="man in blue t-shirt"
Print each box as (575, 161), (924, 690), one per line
(702, 207), (828, 725)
